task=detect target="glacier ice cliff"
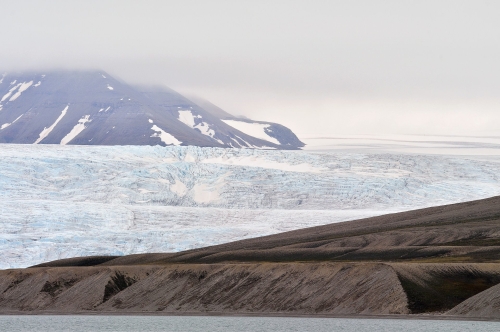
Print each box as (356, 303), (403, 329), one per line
(1, 144), (500, 268)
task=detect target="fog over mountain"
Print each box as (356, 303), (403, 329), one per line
(1, 1), (499, 137)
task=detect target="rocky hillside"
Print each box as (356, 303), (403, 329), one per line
(2, 196), (500, 318)
(0, 263), (410, 315)
(0, 71), (303, 149)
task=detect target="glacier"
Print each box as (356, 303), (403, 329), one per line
(2, 143), (500, 268)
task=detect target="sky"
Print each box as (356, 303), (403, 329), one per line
(1, 0), (499, 137)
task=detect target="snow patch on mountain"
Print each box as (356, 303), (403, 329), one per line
(9, 81), (33, 101)
(231, 135), (276, 150)
(223, 119), (280, 145)
(60, 115), (91, 145)
(1, 114), (23, 130)
(1, 83), (21, 102)
(178, 110), (221, 143)
(98, 106), (111, 113)
(107, 84), (114, 90)
(150, 120), (182, 145)
(34, 81), (42, 87)
(194, 122), (216, 139)
(178, 110), (200, 127)
(34, 105), (69, 144)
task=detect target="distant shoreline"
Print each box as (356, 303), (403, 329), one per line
(1, 311), (499, 322)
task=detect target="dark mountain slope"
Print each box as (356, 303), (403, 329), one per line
(0, 71), (304, 149)
(188, 95), (305, 148)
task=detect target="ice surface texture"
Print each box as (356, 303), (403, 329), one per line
(2, 144), (500, 268)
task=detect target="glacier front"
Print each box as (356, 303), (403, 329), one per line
(2, 144), (500, 268)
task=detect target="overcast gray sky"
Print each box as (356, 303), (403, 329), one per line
(1, 0), (499, 137)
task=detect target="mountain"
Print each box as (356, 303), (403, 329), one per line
(187, 95), (305, 148)
(0, 71), (304, 149)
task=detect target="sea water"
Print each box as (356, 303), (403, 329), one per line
(0, 316), (498, 332)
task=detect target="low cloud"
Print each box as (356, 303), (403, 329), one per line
(2, 0), (499, 137)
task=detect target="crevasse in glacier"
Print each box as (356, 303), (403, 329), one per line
(1, 144), (500, 268)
